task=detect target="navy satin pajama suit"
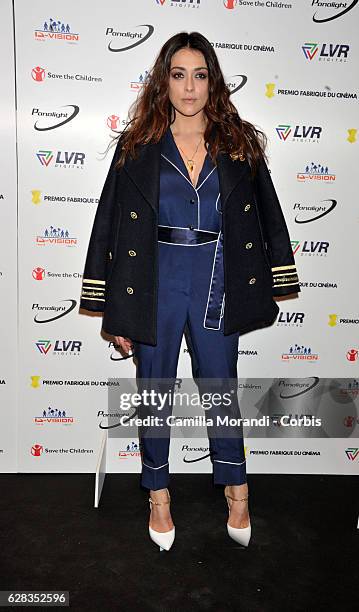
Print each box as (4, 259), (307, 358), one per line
(133, 127), (247, 490)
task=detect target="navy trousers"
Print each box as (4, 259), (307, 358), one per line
(132, 240), (247, 490)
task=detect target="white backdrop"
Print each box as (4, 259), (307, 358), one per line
(2, 0), (358, 475)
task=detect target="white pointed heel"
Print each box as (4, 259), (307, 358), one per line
(225, 486), (251, 547)
(148, 488), (175, 551)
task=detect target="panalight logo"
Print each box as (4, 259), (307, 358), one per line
(32, 105), (80, 131)
(293, 198), (337, 223)
(182, 444), (210, 463)
(106, 25), (154, 52)
(32, 267), (46, 280)
(34, 18), (79, 42)
(312, 0), (358, 23)
(297, 162), (336, 182)
(276, 124), (322, 142)
(31, 66), (46, 81)
(302, 42), (349, 61)
(31, 444), (43, 456)
(33, 300), (77, 323)
(227, 74), (247, 95)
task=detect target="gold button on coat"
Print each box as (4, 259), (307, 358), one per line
(128, 250), (136, 256)
(245, 242), (253, 249)
(249, 277), (256, 284)
(126, 286), (134, 294)
(244, 204), (251, 212)
(130, 211), (138, 219)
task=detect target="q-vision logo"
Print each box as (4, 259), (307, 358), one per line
(32, 105), (79, 131)
(106, 24), (154, 52)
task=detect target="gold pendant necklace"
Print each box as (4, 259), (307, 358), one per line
(176, 136), (203, 176)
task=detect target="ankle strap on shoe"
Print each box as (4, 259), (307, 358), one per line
(149, 490), (171, 505)
(225, 494), (248, 502)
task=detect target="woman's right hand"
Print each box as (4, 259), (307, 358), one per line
(113, 336), (134, 356)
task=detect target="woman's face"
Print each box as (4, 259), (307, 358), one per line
(168, 47), (209, 118)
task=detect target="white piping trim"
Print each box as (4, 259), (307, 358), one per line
(196, 165), (216, 191)
(161, 153), (216, 193)
(142, 461), (169, 470)
(161, 154), (195, 189)
(158, 240), (217, 247)
(158, 224), (217, 234)
(203, 232), (224, 330)
(213, 459), (247, 466)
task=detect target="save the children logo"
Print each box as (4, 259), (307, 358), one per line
(31, 66), (46, 81)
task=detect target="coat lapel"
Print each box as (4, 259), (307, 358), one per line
(216, 151), (249, 209)
(123, 140), (161, 214)
(123, 128), (249, 213)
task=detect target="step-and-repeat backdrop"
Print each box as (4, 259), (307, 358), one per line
(2, 0), (358, 475)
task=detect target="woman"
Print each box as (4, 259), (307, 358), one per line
(80, 32), (300, 552)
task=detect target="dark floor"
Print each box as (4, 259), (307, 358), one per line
(0, 473), (357, 612)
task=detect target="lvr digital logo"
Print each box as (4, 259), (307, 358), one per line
(302, 42), (349, 61)
(36, 150), (85, 168)
(292, 240), (329, 256)
(276, 124), (322, 142)
(35, 339), (82, 355)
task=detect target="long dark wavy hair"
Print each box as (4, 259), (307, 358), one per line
(115, 31), (267, 172)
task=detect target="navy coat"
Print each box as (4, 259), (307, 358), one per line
(80, 132), (300, 345)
